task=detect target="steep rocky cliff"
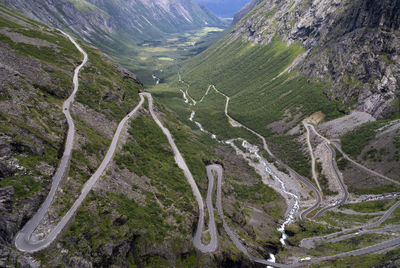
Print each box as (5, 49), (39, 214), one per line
(231, 0), (400, 119)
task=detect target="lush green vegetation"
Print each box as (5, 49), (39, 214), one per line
(341, 120), (390, 158)
(180, 37), (341, 127)
(335, 149), (349, 170)
(0, 30), (80, 68)
(348, 185), (400, 195)
(269, 134), (311, 178)
(115, 113), (195, 208)
(55, 111), (199, 265)
(62, 191), (193, 259)
(0, 111), (60, 200)
(314, 246), (400, 268)
(194, 89), (261, 142)
(169, 36), (342, 177)
(340, 199), (397, 213)
(285, 220), (339, 246)
(311, 233), (390, 256)
(77, 44), (141, 121)
(66, 0), (102, 13)
(318, 211), (379, 228)
(232, 182), (279, 204)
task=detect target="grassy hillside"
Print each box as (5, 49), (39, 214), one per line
(180, 37), (341, 128)
(157, 36), (342, 177)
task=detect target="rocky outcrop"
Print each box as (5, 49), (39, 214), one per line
(230, 0), (400, 119)
(232, 0), (263, 25)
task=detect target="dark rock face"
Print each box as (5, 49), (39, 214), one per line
(0, 186), (15, 266)
(343, 0), (400, 33)
(0, 136), (20, 179)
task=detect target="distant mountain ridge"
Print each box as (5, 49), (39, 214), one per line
(0, 0), (222, 56)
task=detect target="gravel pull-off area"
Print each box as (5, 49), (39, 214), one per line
(319, 111), (375, 138)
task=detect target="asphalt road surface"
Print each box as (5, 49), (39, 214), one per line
(142, 92), (218, 253)
(15, 31), (88, 253)
(15, 36), (145, 252)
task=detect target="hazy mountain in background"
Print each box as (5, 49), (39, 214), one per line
(195, 0), (250, 18)
(0, 0), (222, 58)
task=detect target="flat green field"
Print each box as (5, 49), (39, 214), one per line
(112, 27), (226, 86)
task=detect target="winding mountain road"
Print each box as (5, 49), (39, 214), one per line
(308, 124), (400, 186)
(207, 164), (400, 267)
(301, 199), (400, 250)
(303, 122), (349, 219)
(304, 123), (323, 193)
(15, 32), (147, 253)
(143, 92), (218, 253)
(14, 31), (88, 253)
(14, 32), (400, 264)
(183, 84), (322, 221)
(208, 164), (286, 267)
(197, 86), (317, 217)
(178, 78), (400, 266)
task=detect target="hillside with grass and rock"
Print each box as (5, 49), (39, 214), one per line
(0, 4), (288, 267)
(174, 0), (400, 185)
(1, 0), (400, 267)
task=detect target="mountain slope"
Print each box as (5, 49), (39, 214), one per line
(175, 0), (400, 185)
(232, 0), (262, 24)
(0, 5), (289, 267)
(0, 0), (222, 61)
(0, 4), (194, 266)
